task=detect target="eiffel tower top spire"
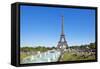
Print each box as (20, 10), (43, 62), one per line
(61, 15), (64, 35)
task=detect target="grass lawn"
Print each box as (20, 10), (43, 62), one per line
(60, 52), (95, 61)
(20, 52), (32, 62)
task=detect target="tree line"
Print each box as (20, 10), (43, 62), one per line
(69, 42), (95, 49)
(20, 46), (56, 52)
(20, 42), (95, 52)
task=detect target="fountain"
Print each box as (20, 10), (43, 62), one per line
(21, 50), (61, 64)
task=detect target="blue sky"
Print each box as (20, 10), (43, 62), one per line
(20, 5), (95, 47)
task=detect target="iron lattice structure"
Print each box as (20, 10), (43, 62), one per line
(57, 16), (68, 49)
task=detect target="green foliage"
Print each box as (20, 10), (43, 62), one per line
(60, 51), (95, 61)
(20, 46), (56, 52)
(69, 42), (95, 49)
(60, 42), (96, 61)
(88, 43), (95, 49)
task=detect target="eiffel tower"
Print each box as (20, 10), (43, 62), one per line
(57, 16), (68, 50)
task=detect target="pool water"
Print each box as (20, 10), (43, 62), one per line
(21, 50), (61, 64)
